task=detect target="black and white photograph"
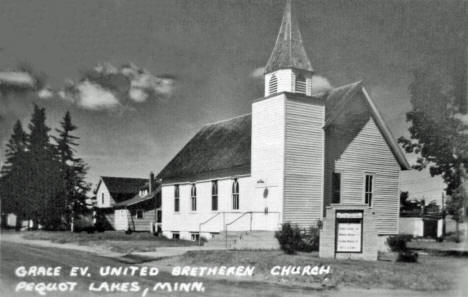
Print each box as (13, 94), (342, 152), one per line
(0, 0), (467, 296)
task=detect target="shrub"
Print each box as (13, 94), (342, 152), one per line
(275, 223), (319, 254)
(397, 250), (418, 262)
(386, 234), (413, 252)
(300, 226), (320, 252)
(386, 234), (418, 262)
(73, 214), (95, 233)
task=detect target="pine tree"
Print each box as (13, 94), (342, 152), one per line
(27, 104), (63, 229)
(0, 120), (28, 229)
(53, 111), (89, 228)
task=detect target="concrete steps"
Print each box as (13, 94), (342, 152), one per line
(204, 231), (279, 250)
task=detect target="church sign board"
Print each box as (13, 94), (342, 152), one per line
(335, 210), (363, 253)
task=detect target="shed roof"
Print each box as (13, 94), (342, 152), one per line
(114, 184), (161, 208)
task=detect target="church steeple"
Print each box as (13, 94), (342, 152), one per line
(265, 0), (313, 74)
(264, 0), (315, 97)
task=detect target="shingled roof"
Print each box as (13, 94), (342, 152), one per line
(158, 114), (251, 183)
(99, 176), (147, 202)
(264, 0), (313, 74)
(324, 82), (411, 170)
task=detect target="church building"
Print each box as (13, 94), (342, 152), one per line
(157, 1), (410, 255)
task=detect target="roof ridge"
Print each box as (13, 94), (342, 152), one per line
(101, 176), (147, 180)
(332, 81), (362, 91)
(203, 113), (251, 127)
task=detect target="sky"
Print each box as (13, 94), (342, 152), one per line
(0, 0), (466, 203)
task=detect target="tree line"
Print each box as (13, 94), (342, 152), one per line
(0, 105), (89, 230)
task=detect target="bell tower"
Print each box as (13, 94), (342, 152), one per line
(252, 0), (325, 229)
(264, 0), (314, 97)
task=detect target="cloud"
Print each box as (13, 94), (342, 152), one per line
(37, 87), (55, 99)
(454, 112), (468, 125)
(310, 75), (332, 96)
(250, 67), (265, 79)
(454, 113), (468, 134)
(60, 80), (121, 110)
(120, 63), (175, 102)
(0, 66), (53, 99)
(0, 70), (39, 96)
(58, 62), (176, 110)
(0, 71), (35, 87)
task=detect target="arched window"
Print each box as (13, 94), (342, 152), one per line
(191, 184), (197, 211)
(232, 179), (239, 210)
(269, 74), (278, 95)
(295, 74), (306, 94)
(174, 185), (180, 212)
(211, 180), (218, 211)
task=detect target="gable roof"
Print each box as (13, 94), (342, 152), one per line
(98, 176), (148, 202)
(264, 0), (313, 74)
(158, 114), (251, 183)
(324, 82), (411, 170)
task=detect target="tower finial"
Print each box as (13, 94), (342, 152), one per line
(264, 0), (313, 74)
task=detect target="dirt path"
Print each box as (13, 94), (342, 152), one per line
(0, 232), (209, 259)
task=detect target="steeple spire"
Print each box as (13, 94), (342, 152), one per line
(264, 0), (313, 74)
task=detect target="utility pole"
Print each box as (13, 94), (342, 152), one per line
(442, 192), (446, 239)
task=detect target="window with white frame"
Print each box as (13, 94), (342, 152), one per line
(295, 74), (306, 94)
(364, 174), (374, 206)
(191, 183), (197, 211)
(101, 193), (104, 205)
(172, 232), (180, 240)
(269, 74), (278, 95)
(232, 179), (240, 210)
(174, 185), (180, 212)
(211, 180), (218, 211)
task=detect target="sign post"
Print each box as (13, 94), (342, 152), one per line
(335, 210), (363, 254)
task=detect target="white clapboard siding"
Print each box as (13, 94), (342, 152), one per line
(252, 95), (285, 209)
(129, 209), (155, 232)
(283, 97), (325, 228)
(334, 118), (400, 235)
(114, 209), (129, 231)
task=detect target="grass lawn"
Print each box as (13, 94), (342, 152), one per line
(408, 238), (467, 252)
(156, 250), (466, 291)
(20, 230), (197, 253)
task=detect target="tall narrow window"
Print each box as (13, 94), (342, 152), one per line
(269, 74), (278, 95)
(365, 174), (374, 206)
(211, 180), (218, 211)
(295, 74), (306, 94)
(174, 185), (180, 212)
(232, 179), (240, 210)
(332, 172), (341, 204)
(101, 193), (104, 205)
(191, 183), (197, 211)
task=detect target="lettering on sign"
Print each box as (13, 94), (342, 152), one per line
(336, 223), (362, 252)
(335, 210), (363, 253)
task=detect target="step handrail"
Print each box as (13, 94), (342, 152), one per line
(198, 212), (222, 246)
(224, 211), (281, 248)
